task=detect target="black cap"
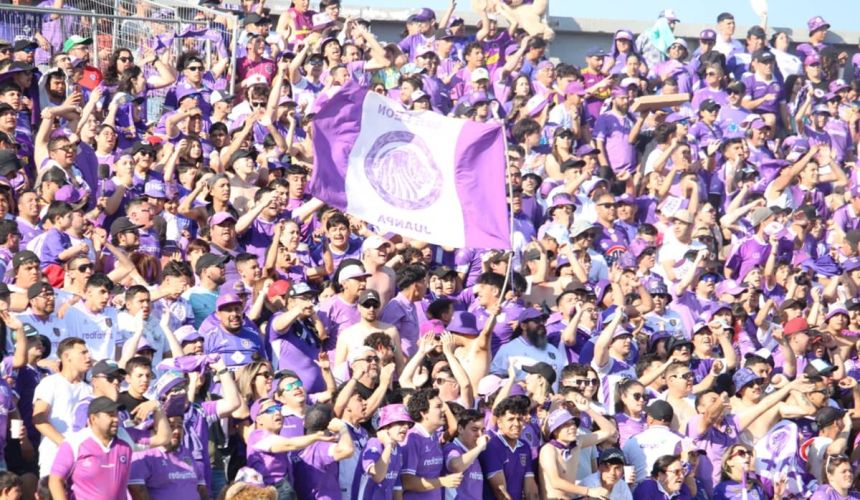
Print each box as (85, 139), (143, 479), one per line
(779, 298), (804, 312)
(560, 159), (586, 172)
(522, 248), (541, 262)
(521, 362), (556, 386)
(815, 406), (846, 429)
(598, 447), (627, 465)
(430, 266), (458, 279)
(846, 298), (860, 311)
(434, 28), (454, 40)
(747, 26), (766, 39)
(228, 149), (255, 167)
(8, 61), (35, 72)
(752, 49), (775, 63)
(129, 141), (156, 156)
(12, 250), (38, 269)
(27, 281), (52, 300)
(109, 217), (141, 238)
(0, 283), (10, 296)
(357, 289), (381, 306)
(195, 253), (230, 275)
(91, 359), (126, 378)
(0, 150), (20, 177)
(12, 39), (36, 52)
(666, 336), (693, 354)
(698, 98), (721, 112)
(646, 400), (674, 422)
(40, 166), (69, 185)
(87, 396), (122, 416)
(243, 12), (264, 26)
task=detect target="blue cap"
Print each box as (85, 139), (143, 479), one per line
(732, 368), (763, 393)
(586, 47), (608, 58)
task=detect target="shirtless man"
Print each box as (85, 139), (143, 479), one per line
(361, 236), (397, 306)
(335, 289), (404, 372)
(450, 308), (498, 389)
(539, 396), (616, 499)
(664, 361), (697, 434)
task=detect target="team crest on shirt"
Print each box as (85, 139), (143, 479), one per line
(53, 328), (60, 337)
(548, 352), (556, 360)
(520, 454), (527, 466)
(241, 339), (251, 348)
(105, 318), (113, 327)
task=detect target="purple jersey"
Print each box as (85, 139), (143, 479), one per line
(443, 439), (484, 500)
(50, 428), (134, 499)
(380, 294), (420, 358)
(479, 431), (533, 500)
(686, 412), (741, 492)
(129, 445), (203, 499)
(353, 437), (403, 500)
(594, 111), (637, 174)
(202, 323), (266, 370)
(247, 428), (293, 486)
(268, 315), (326, 394)
(402, 425), (444, 500)
(317, 295), (360, 357)
(295, 440), (340, 500)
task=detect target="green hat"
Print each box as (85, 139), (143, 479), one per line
(62, 36), (91, 53)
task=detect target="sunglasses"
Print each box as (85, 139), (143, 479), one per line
(361, 301), (380, 309)
(77, 263), (94, 273)
(256, 371), (273, 379)
(52, 145), (76, 153)
(359, 356), (380, 364)
(732, 449), (749, 458)
(97, 374), (122, 383)
(575, 378), (600, 387)
(185, 66), (204, 72)
(598, 203), (617, 209)
(261, 404), (282, 416)
(251, 101), (267, 108)
(672, 372), (694, 380)
(280, 379), (303, 392)
(118, 56), (133, 63)
(631, 392), (647, 401)
(20, 47), (34, 54)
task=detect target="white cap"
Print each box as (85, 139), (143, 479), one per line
(470, 67), (490, 82)
(361, 235), (390, 253)
(338, 264), (371, 284)
(348, 346), (376, 366)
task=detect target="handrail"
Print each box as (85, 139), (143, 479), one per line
(0, 3), (206, 25)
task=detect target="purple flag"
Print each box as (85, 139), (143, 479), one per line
(309, 82), (511, 249)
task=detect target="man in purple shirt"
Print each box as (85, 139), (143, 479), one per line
(443, 408), (489, 500)
(380, 264), (427, 358)
(480, 395), (538, 499)
(128, 415), (206, 500)
(402, 388), (463, 499)
(48, 396), (133, 500)
(294, 403), (356, 500)
(202, 291), (266, 372)
(318, 261), (369, 358)
(594, 87), (645, 176)
(725, 207), (776, 281)
(740, 50), (788, 130)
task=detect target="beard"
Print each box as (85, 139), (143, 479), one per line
(526, 326), (548, 349)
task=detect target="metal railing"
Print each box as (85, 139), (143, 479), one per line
(0, 1), (239, 102)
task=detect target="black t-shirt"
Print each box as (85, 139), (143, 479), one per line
(118, 391), (148, 415)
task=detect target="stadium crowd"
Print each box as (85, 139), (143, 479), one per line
(0, 0), (856, 498)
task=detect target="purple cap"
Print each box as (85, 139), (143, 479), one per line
(504, 44), (520, 57)
(377, 403), (413, 429)
(805, 53), (821, 66)
(175, 82), (201, 102)
(537, 60), (555, 70)
(518, 308), (546, 323)
(665, 112), (688, 124)
(419, 319), (445, 337)
(813, 104), (831, 116)
(508, 383), (527, 397)
(844, 256), (860, 271)
(447, 311), (479, 335)
(467, 91), (489, 106)
(700, 29), (717, 41)
(55, 185), (83, 205)
(614, 30), (634, 41)
(413, 7), (435, 22)
(808, 16), (830, 34)
(155, 370), (187, 399)
(550, 193), (575, 208)
(525, 94), (548, 117)
(174, 325), (202, 343)
(144, 180), (167, 199)
(477, 374), (503, 397)
(216, 292), (243, 310)
(825, 307), (850, 322)
(630, 238), (656, 259)
(208, 211), (236, 227)
(564, 81), (586, 97)
(612, 328), (633, 340)
(617, 253), (637, 271)
(611, 86), (629, 98)
(249, 398), (281, 421)
(576, 144), (599, 156)
(732, 368), (763, 393)
(547, 408), (576, 435)
(829, 79), (849, 94)
(716, 279), (747, 297)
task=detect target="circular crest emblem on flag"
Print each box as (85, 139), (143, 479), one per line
(364, 130), (443, 210)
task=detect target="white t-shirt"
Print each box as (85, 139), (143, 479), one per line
(65, 304), (122, 361)
(621, 425), (683, 484)
(11, 311), (67, 357)
(33, 373), (93, 477)
(579, 471), (634, 500)
(117, 311), (170, 368)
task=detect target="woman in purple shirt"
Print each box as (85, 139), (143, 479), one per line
(614, 378), (647, 447)
(353, 403), (412, 500)
(810, 454), (860, 499)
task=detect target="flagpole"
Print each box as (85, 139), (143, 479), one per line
(499, 123), (515, 297)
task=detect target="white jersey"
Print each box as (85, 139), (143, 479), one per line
(11, 311), (67, 356)
(33, 373), (92, 477)
(65, 304), (122, 361)
(621, 425), (683, 485)
(117, 311), (171, 368)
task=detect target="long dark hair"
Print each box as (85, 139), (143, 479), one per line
(104, 48), (134, 85)
(117, 66), (143, 94)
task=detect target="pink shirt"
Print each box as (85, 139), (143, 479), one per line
(50, 428), (134, 499)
